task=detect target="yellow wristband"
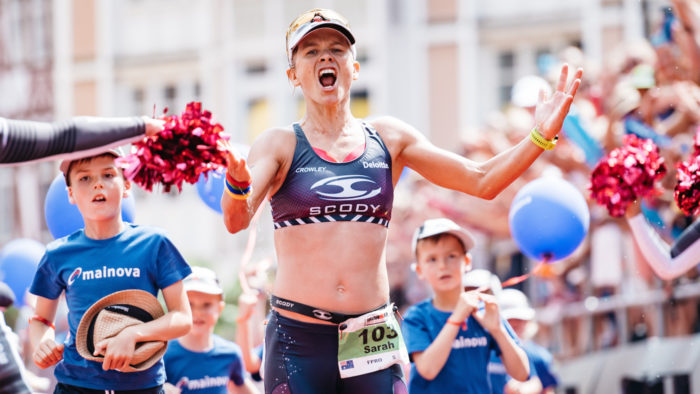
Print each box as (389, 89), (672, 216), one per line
(225, 186), (252, 200)
(529, 127), (557, 150)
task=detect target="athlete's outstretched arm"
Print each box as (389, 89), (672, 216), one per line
(626, 213), (700, 280)
(0, 116), (163, 167)
(377, 64), (581, 200)
(221, 128), (288, 233)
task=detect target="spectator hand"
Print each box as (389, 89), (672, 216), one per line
(450, 290), (480, 323)
(32, 339), (64, 369)
(163, 383), (182, 394)
(534, 64), (583, 139)
(625, 199), (643, 219)
(473, 293), (502, 333)
(237, 290), (259, 323)
(142, 116), (166, 137)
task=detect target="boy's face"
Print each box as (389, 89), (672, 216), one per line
(187, 291), (224, 335)
(415, 234), (470, 293)
(507, 318), (528, 338)
(67, 155), (130, 222)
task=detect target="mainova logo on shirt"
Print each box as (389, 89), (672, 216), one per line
(179, 375), (229, 390)
(67, 266), (141, 286)
(453, 335), (488, 349)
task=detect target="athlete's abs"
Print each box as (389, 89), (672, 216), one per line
(272, 221), (391, 318)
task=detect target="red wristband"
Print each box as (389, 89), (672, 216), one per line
(446, 319), (461, 327)
(447, 318), (467, 330)
(29, 315), (55, 330)
(226, 172), (251, 188)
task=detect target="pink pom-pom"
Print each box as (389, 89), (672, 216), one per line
(119, 102), (229, 192)
(589, 134), (667, 217)
(675, 129), (700, 216)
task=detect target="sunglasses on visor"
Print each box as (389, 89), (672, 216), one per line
(286, 9), (351, 45)
(286, 9), (355, 65)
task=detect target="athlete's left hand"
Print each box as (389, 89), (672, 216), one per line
(534, 64), (583, 140)
(472, 293), (502, 334)
(94, 326), (137, 371)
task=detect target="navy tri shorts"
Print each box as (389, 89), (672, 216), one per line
(264, 310), (407, 394)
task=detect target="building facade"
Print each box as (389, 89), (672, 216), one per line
(0, 0), (668, 280)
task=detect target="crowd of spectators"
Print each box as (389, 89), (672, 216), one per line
(387, 0), (700, 361)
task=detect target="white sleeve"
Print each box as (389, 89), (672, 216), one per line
(627, 214), (700, 280)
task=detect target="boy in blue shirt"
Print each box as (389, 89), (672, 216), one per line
(402, 218), (529, 394)
(28, 148), (193, 393)
(164, 266), (258, 394)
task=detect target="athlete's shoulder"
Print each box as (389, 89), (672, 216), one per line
(249, 125), (297, 161)
(253, 125), (296, 148)
(367, 116), (423, 149)
(368, 116), (408, 134)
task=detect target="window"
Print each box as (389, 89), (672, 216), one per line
(498, 51), (515, 108)
(350, 89), (370, 118)
(0, 168), (15, 241)
(132, 88), (144, 114)
(245, 62), (267, 75)
(163, 84), (177, 115)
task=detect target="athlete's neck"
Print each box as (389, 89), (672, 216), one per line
(431, 287), (462, 312)
(83, 219), (125, 240)
(178, 332), (214, 352)
(300, 101), (356, 137)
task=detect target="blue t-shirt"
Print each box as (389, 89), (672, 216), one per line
(488, 351), (508, 394)
(29, 224), (191, 390)
(402, 298), (520, 394)
(488, 340), (558, 393)
(164, 335), (246, 393)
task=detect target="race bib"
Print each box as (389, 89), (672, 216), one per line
(337, 304), (409, 378)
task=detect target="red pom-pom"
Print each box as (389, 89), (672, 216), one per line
(675, 129), (700, 216)
(589, 135), (667, 217)
(119, 102), (229, 192)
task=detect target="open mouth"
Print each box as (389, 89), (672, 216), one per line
(319, 68), (337, 88)
(92, 195), (106, 203)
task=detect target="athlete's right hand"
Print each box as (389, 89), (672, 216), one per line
(33, 339), (64, 369)
(219, 138), (252, 184)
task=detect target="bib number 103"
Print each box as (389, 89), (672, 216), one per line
(357, 326), (398, 344)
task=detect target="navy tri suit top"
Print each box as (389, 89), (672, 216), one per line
(270, 122), (393, 229)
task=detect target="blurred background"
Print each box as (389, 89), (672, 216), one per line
(2, 0), (700, 393)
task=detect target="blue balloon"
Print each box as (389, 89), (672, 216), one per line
(196, 143), (250, 214)
(44, 174), (136, 239)
(508, 177), (590, 262)
(0, 238), (45, 305)
(196, 169), (225, 214)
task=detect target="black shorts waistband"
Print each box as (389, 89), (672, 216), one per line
(270, 295), (389, 325)
(55, 383), (163, 394)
